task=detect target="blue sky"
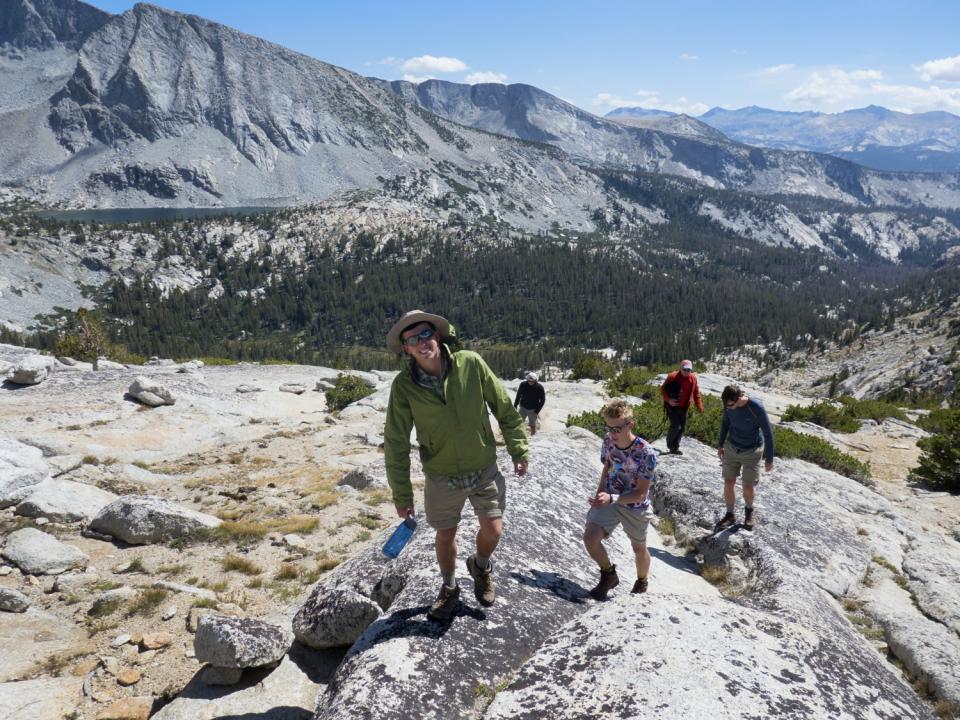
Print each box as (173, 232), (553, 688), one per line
(90, 1), (960, 116)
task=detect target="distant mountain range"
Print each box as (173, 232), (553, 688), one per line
(1, 0), (959, 261)
(607, 105), (960, 173)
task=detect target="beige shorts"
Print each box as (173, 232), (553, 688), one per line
(722, 440), (764, 486)
(586, 502), (654, 545)
(518, 407), (539, 426)
(423, 462), (506, 530)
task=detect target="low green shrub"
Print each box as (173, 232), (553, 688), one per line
(911, 408), (960, 493)
(324, 374), (374, 411)
(570, 354), (615, 381)
(604, 365), (672, 401)
(782, 395), (908, 434)
(567, 396), (871, 484)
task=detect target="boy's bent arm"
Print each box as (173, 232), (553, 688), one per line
(383, 382), (415, 508)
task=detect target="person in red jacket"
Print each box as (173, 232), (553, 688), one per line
(659, 359), (703, 455)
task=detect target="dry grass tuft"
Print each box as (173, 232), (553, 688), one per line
(126, 589), (169, 617)
(222, 554), (263, 575)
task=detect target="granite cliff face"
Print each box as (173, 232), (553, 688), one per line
(0, 2), (609, 230)
(379, 78), (960, 210)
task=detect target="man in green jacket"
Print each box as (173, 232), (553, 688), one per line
(384, 310), (529, 621)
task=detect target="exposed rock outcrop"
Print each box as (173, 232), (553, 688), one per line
(89, 495), (221, 544)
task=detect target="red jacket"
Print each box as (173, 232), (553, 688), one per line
(660, 370), (703, 412)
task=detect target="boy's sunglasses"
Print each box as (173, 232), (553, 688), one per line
(605, 423), (629, 434)
(402, 328), (436, 347)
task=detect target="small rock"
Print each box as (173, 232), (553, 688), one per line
(184, 648), (195, 658)
(128, 376), (175, 407)
(0, 527), (88, 575)
(117, 668), (141, 686)
(8, 354), (54, 385)
(101, 656), (120, 675)
(94, 357), (126, 371)
(140, 632), (172, 649)
(161, 605), (178, 621)
(34, 517), (49, 526)
(95, 696), (153, 720)
(282, 533), (308, 550)
(201, 665), (244, 685)
(279, 383), (307, 395)
(54, 569), (101, 592)
(0, 565), (12, 576)
(137, 649), (158, 662)
(25, 574), (40, 586)
(0, 587), (31, 612)
(111, 634), (132, 648)
(236, 384), (263, 393)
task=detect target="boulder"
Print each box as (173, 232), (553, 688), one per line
(0, 438), (49, 508)
(152, 653), (323, 720)
(54, 569), (101, 592)
(279, 383), (307, 395)
(293, 586), (382, 649)
(7, 354), (55, 385)
(1, 527), (88, 575)
(484, 594), (932, 720)
(336, 468), (384, 491)
(194, 614), (292, 669)
(0, 588), (30, 613)
(127, 376), (175, 406)
(94, 357), (125, 371)
(15, 479), (118, 523)
(89, 495), (221, 544)
(0, 676), (85, 720)
(236, 384), (263, 393)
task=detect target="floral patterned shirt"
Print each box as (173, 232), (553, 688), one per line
(601, 435), (656, 510)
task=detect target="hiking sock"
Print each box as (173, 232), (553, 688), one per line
(474, 554), (491, 571)
(745, 503), (753, 511)
(442, 571), (457, 590)
(726, 503), (735, 515)
(637, 575), (647, 583)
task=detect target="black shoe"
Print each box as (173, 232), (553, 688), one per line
(743, 508), (755, 531)
(714, 512), (736, 532)
(589, 565), (620, 600)
(631, 578), (648, 594)
(427, 584), (460, 621)
(672, 449), (683, 456)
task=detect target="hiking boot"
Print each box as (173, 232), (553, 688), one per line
(631, 577), (649, 594)
(714, 512), (736, 532)
(744, 508), (755, 531)
(466, 555), (495, 606)
(589, 565), (620, 600)
(427, 584), (460, 621)
(672, 449), (683, 456)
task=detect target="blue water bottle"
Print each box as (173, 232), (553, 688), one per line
(382, 515), (417, 559)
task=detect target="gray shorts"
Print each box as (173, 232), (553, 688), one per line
(423, 462), (506, 530)
(722, 440), (763, 486)
(586, 502), (654, 545)
(518, 406), (539, 426)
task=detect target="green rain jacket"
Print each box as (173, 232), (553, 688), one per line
(384, 347), (529, 508)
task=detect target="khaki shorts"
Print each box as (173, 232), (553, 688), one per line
(423, 462), (506, 530)
(722, 440), (764, 487)
(586, 502), (654, 545)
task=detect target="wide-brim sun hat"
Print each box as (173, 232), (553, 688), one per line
(386, 310), (451, 354)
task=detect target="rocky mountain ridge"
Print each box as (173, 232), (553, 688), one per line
(2, 0), (960, 222)
(609, 104), (960, 174)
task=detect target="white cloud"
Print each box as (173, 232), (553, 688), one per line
(591, 91), (707, 115)
(465, 71), (508, 85)
(783, 66), (960, 113)
(402, 74), (435, 84)
(915, 55), (960, 83)
(678, 53), (699, 61)
(785, 68), (883, 105)
(401, 55), (468, 73)
(760, 63), (795, 75)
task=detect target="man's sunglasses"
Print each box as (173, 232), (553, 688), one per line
(402, 328), (436, 347)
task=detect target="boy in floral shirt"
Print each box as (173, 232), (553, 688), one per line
(583, 399), (658, 599)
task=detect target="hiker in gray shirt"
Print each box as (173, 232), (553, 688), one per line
(714, 384), (774, 532)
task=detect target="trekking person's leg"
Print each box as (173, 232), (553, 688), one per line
(583, 522), (610, 567)
(435, 526), (459, 576)
(476, 515), (503, 558)
(632, 540), (650, 579)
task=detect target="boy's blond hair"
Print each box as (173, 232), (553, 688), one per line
(602, 399), (634, 422)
